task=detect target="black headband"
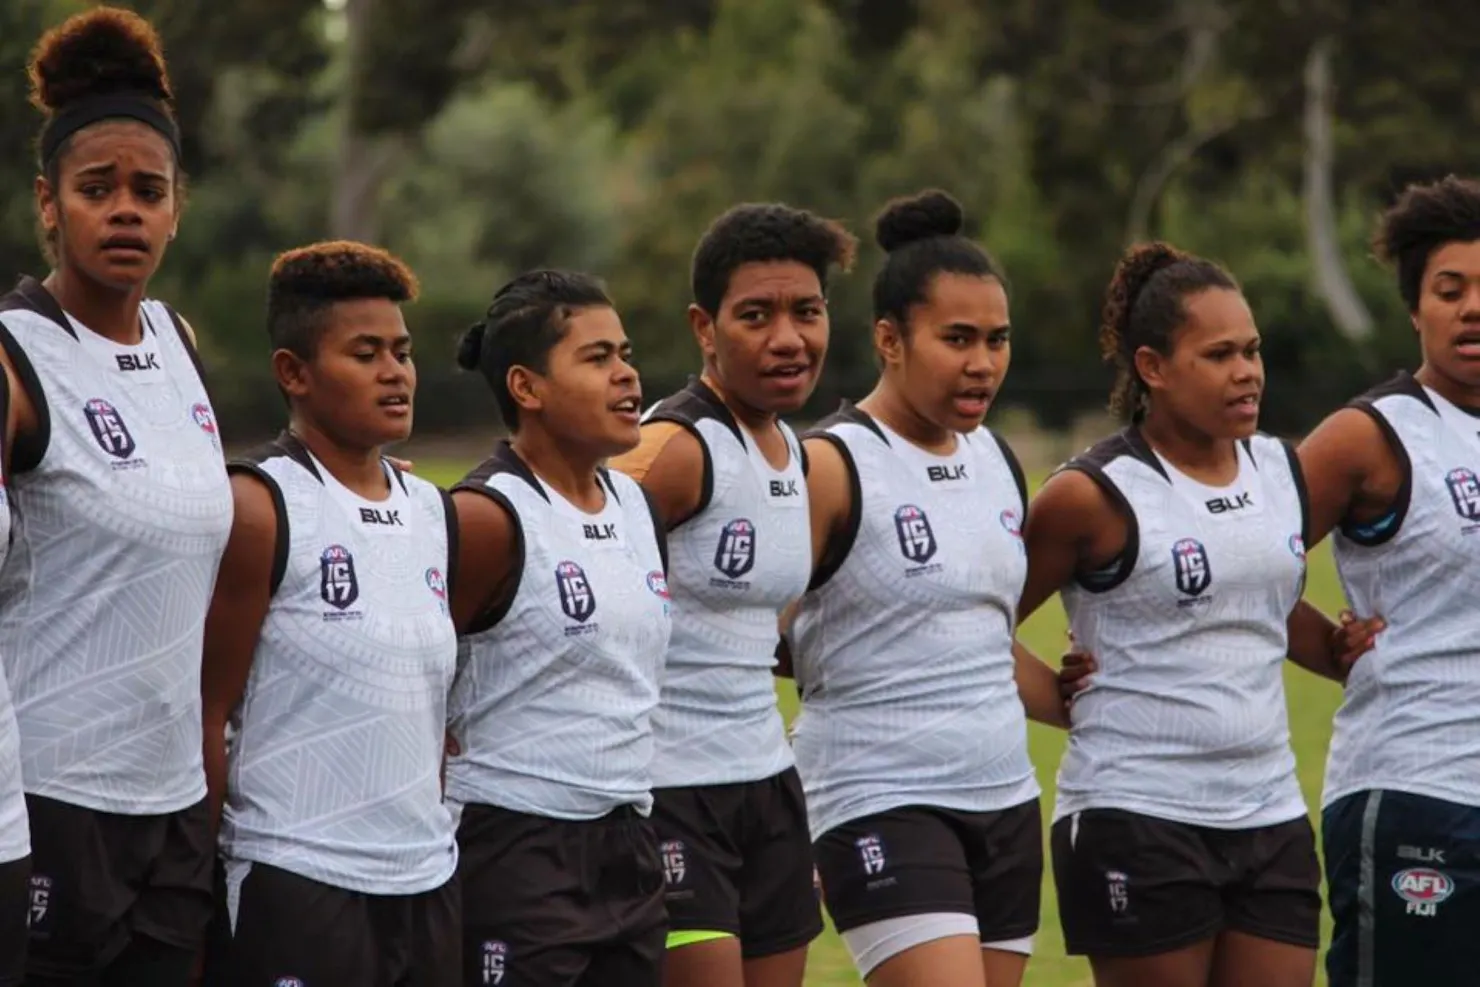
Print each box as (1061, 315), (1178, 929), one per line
(39, 91), (180, 166)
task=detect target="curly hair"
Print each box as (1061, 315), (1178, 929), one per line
(691, 203), (857, 316)
(1099, 242), (1238, 421)
(1374, 175), (1480, 313)
(267, 241), (419, 357)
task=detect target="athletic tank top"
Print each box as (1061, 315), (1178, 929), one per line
(0, 277), (232, 814)
(0, 377), (23, 864)
(219, 435), (459, 894)
(1055, 428), (1309, 828)
(1326, 372), (1480, 809)
(446, 444), (671, 820)
(789, 407), (1040, 840)
(636, 378), (810, 787)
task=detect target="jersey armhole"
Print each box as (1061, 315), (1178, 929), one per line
(1063, 463), (1140, 593)
(439, 488), (460, 593)
(1337, 403), (1412, 547)
(643, 416), (714, 526)
(990, 430), (1029, 512)
(805, 432), (862, 593)
(451, 483), (525, 635)
(226, 462), (290, 596)
(0, 320), (51, 475)
(159, 304), (210, 394)
(1278, 438), (1312, 546)
(639, 486), (671, 575)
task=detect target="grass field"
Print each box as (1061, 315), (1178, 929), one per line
(421, 459), (1346, 987)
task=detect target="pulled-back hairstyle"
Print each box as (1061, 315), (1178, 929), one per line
(457, 269), (612, 429)
(872, 188), (1006, 328)
(267, 241), (419, 357)
(1374, 175), (1480, 313)
(690, 203), (857, 316)
(1099, 242), (1239, 421)
(28, 7), (177, 176)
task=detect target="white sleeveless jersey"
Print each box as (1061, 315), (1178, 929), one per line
(789, 407), (1040, 840)
(0, 376), (22, 864)
(1056, 429), (1309, 828)
(1326, 373), (1480, 809)
(219, 435), (459, 894)
(446, 445), (672, 820)
(0, 278), (232, 814)
(636, 378), (810, 787)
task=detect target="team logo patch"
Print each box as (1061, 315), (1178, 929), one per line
(191, 402), (217, 435)
(555, 560), (596, 623)
(646, 570), (670, 600)
(1106, 870), (1130, 914)
(1288, 534), (1306, 560)
(319, 545), (359, 610)
(1393, 867), (1453, 917)
(661, 839), (686, 885)
(856, 834), (887, 875)
(1171, 537), (1212, 597)
(481, 940), (508, 985)
(84, 398), (136, 460)
(713, 518), (756, 580)
(1000, 508), (1023, 538)
(274, 979), (304, 987)
(27, 874), (51, 930)
(1445, 467), (1480, 522)
(425, 566), (447, 601)
(894, 505), (938, 564)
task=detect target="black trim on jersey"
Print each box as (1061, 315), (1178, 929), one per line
(1280, 439), (1311, 547)
(269, 431), (322, 482)
(440, 488), (460, 595)
(453, 444), (531, 634)
(640, 487), (670, 575)
(991, 431), (1028, 511)
(0, 278), (59, 473)
(803, 404), (871, 593)
(1338, 372), (1421, 547)
(388, 461), (410, 496)
(0, 366), (11, 493)
(599, 468), (622, 505)
(642, 378), (733, 522)
(1240, 436), (1256, 469)
(1060, 428), (1144, 593)
(161, 304), (209, 392)
(225, 459), (290, 597)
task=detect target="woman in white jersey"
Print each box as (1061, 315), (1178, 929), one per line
(610, 202), (856, 987)
(789, 190), (1069, 987)
(199, 242), (459, 985)
(1020, 242), (1380, 987)
(1296, 175), (1480, 986)
(0, 372), (22, 985)
(445, 270), (672, 987)
(0, 11), (233, 985)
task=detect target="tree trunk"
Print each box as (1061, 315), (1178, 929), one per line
(1302, 36), (1373, 341)
(330, 0), (395, 243)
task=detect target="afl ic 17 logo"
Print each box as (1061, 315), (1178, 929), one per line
(1171, 537), (1212, 601)
(894, 504), (939, 571)
(320, 545), (360, 614)
(84, 398), (138, 462)
(713, 518), (756, 582)
(556, 560), (597, 629)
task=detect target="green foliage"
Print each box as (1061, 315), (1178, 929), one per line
(2, 0), (1477, 443)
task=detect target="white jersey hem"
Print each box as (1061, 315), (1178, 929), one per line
(218, 847), (458, 898)
(25, 778), (206, 817)
(810, 780), (1042, 843)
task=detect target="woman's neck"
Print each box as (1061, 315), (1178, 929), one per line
(288, 417), (388, 500)
(857, 379), (955, 455)
(511, 427), (606, 512)
(1139, 403), (1238, 484)
(1415, 361), (1480, 411)
(700, 367), (775, 434)
(43, 268), (147, 345)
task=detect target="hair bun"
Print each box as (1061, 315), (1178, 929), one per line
(28, 7), (173, 113)
(455, 323), (485, 371)
(875, 189), (966, 253)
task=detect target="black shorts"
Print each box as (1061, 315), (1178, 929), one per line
(652, 767), (822, 958)
(24, 793), (214, 979)
(205, 860), (459, 987)
(813, 801), (1042, 942)
(1324, 789), (1480, 987)
(0, 855), (28, 987)
(458, 802), (666, 987)
(1051, 808), (1320, 957)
